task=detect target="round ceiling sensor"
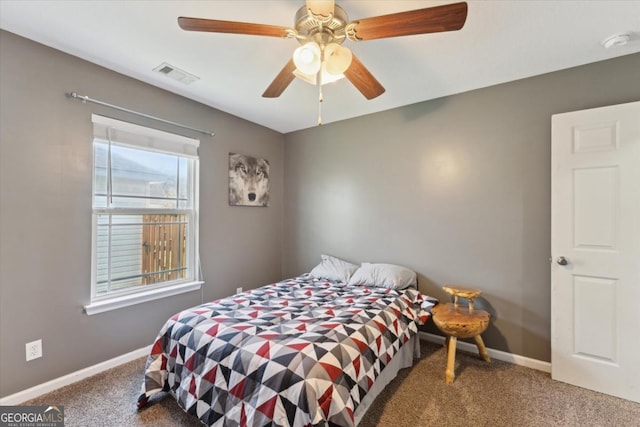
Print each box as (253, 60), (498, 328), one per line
(602, 32), (632, 49)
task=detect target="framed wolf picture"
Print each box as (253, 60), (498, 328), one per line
(228, 153), (270, 206)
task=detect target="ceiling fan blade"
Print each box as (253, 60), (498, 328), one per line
(343, 55), (385, 100)
(349, 2), (468, 41)
(306, 0), (335, 17)
(262, 60), (297, 98)
(178, 17), (291, 38)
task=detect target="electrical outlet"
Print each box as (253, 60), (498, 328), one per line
(236, 287), (243, 294)
(26, 339), (42, 361)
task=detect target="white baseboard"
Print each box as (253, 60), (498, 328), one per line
(1, 334), (551, 405)
(419, 332), (551, 373)
(0, 345), (151, 406)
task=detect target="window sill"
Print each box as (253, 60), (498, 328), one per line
(84, 281), (203, 315)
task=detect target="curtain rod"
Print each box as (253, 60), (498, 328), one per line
(65, 92), (215, 137)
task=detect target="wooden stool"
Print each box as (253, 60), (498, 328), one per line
(431, 285), (491, 383)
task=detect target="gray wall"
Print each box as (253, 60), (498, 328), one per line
(283, 53), (640, 362)
(2, 27), (639, 398)
(0, 31), (284, 398)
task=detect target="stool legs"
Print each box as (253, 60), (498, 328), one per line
(445, 336), (457, 384)
(443, 334), (490, 384)
(474, 335), (491, 362)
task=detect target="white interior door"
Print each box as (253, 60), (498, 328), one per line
(551, 101), (640, 403)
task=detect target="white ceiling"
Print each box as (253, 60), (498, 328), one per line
(1, 1), (639, 133)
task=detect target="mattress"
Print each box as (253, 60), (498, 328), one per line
(138, 274), (434, 426)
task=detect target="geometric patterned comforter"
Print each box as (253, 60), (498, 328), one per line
(138, 275), (433, 427)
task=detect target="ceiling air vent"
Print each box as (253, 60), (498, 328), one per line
(153, 62), (199, 85)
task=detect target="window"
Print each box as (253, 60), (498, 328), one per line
(86, 115), (201, 315)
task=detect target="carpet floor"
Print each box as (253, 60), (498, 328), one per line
(23, 340), (639, 426)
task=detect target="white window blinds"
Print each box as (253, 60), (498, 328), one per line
(92, 114), (199, 158)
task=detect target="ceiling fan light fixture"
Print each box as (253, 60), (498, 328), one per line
(292, 69), (317, 85)
(293, 41), (321, 74)
(320, 63), (345, 83)
(324, 43), (352, 75)
(293, 66), (344, 86)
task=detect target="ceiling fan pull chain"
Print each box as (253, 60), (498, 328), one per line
(317, 72), (323, 126)
(317, 48), (324, 126)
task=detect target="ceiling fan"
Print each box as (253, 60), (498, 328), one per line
(178, 0), (468, 123)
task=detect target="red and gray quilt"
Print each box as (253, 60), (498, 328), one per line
(138, 275), (432, 427)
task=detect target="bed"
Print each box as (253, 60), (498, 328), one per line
(138, 260), (435, 427)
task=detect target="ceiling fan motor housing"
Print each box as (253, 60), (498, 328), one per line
(294, 4), (349, 45)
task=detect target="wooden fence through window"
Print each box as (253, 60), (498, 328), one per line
(141, 214), (187, 285)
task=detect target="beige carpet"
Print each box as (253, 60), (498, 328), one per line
(23, 340), (639, 426)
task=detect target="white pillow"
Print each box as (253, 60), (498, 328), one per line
(348, 263), (417, 290)
(309, 254), (359, 282)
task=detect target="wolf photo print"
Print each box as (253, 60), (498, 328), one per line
(229, 153), (270, 206)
